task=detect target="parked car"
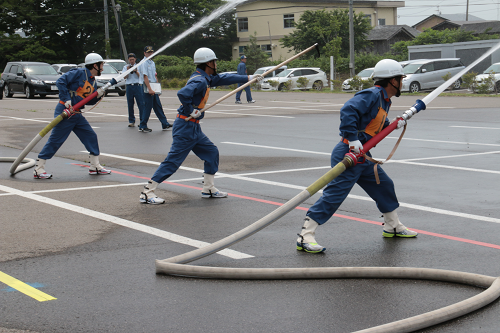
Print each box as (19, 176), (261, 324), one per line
(103, 59), (127, 73)
(401, 58), (465, 93)
(0, 78), (4, 99)
(52, 64), (77, 74)
(342, 67), (374, 91)
(260, 67), (328, 91)
(474, 62), (500, 92)
(253, 65), (287, 78)
(77, 63), (126, 96)
(2, 61), (61, 98)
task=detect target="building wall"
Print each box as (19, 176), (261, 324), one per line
(233, 1), (403, 61)
(414, 17), (446, 32)
(408, 39), (500, 73)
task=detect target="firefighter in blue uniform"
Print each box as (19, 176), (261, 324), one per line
(34, 53), (111, 179)
(296, 59), (418, 253)
(139, 47), (264, 204)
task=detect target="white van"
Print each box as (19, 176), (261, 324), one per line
(401, 58), (465, 93)
(253, 65), (287, 78)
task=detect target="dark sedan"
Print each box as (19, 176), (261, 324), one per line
(2, 61), (62, 98)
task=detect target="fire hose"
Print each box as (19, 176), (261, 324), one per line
(155, 43), (500, 332)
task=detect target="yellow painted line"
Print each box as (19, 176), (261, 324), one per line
(0, 271), (56, 302)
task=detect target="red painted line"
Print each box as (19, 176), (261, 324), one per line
(72, 163), (500, 250)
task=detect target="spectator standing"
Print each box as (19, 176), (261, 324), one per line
(235, 55), (256, 104)
(138, 45), (171, 132)
(122, 53), (143, 127)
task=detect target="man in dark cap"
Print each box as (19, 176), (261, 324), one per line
(138, 45), (171, 132)
(235, 55), (256, 104)
(122, 53), (143, 127)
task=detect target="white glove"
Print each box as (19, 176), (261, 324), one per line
(96, 88), (105, 98)
(348, 140), (363, 154)
(249, 74), (264, 82)
(190, 109), (202, 119)
(64, 100), (72, 109)
(391, 117), (406, 129)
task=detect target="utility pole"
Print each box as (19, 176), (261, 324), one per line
(349, 0), (355, 77)
(466, 0), (469, 21)
(110, 0), (128, 60)
(268, 21), (273, 61)
(104, 0), (110, 59)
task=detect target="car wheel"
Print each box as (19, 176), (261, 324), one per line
(278, 83), (285, 91)
(409, 82), (420, 93)
(495, 81), (500, 93)
(118, 91), (126, 96)
(452, 79), (461, 90)
(39, 94), (47, 98)
(4, 83), (13, 97)
(312, 80), (323, 91)
(25, 85), (35, 99)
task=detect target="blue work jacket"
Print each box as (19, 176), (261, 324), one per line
(56, 68), (100, 109)
(177, 69), (248, 120)
(237, 62), (247, 75)
(339, 85), (392, 144)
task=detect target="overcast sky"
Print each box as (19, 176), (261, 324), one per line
(393, 0), (500, 27)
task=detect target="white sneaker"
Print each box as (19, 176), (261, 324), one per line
(201, 190), (228, 198)
(34, 171), (52, 179)
(247, 100), (256, 103)
(139, 192), (165, 204)
(89, 168), (111, 175)
(235, 100), (242, 104)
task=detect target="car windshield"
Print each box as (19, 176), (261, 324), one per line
(254, 69), (273, 78)
(107, 61), (126, 71)
(483, 64), (500, 74)
(357, 69), (373, 77)
(276, 69), (293, 77)
(101, 64), (118, 74)
(403, 63), (424, 75)
(24, 65), (58, 75)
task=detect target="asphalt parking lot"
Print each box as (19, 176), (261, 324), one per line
(0, 89), (499, 333)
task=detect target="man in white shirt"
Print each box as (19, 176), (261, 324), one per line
(122, 53), (143, 127)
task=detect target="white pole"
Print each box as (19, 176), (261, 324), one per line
(330, 56), (334, 91)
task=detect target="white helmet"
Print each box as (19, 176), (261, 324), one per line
(85, 53), (104, 65)
(193, 47), (218, 64)
(372, 59), (405, 80)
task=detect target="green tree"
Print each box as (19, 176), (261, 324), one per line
(280, 9), (372, 58)
(0, 0), (237, 70)
(391, 28), (500, 58)
(242, 34), (272, 75)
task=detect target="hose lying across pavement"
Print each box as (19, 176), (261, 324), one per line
(0, 157), (35, 174)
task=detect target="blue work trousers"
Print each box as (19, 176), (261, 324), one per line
(306, 140), (399, 225)
(126, 84), (144, 124)
(140, 91), (169, 129)
(38, 103), (100, 160)
(235, 83), (252, 102)
(151, 117), (218, 183)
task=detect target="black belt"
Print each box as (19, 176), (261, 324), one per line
(127, 83), (141, 86)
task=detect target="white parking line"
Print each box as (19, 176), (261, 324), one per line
(450, 126), (500, 130)
(0, 115), (50, 123)
(95, 152), (500, 225)
(0, 184), (253, 260)
(221, 142), (500, 175)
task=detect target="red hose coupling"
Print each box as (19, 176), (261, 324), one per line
(344, 150), (365, 167)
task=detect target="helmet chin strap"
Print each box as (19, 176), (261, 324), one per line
(206, 62), (217, 75)
(389, 77), (402, 97)
(94, 63), (103, 76)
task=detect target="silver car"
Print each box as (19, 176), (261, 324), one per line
(401, 58), (465, 93)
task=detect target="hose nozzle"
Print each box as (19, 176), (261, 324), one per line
(401, 99), (426, 121)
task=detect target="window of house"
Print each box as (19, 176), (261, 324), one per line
(238, 46), (246, 58)
(260, 44), (272, 57)
(238, 18), (248, 32)
(378, 18), (386, 26)
(284, 14), (294, 28)
(364, 14), (371, 25)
